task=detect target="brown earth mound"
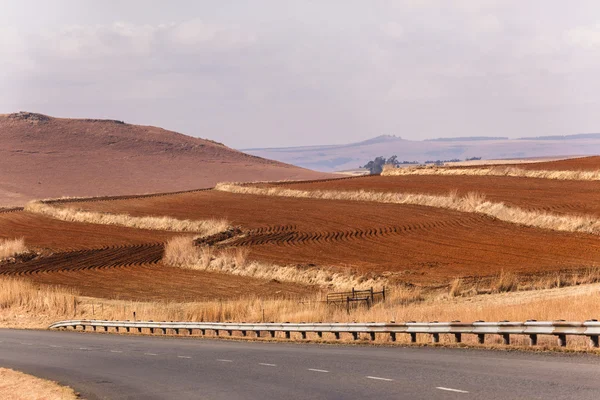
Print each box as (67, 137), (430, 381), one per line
(0, 112), (331, 206)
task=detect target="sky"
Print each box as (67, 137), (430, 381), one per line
(2, 1), (600, 148)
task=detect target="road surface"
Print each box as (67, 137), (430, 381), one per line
(0, 329), (599, 399)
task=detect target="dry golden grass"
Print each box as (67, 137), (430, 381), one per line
(163, 236), (387, 290)
(0, 238), (28, 261)
(0, 278), (78, 312)
(25, 201), (229, 236)
(381, 164), (600, 181)
(4, 275), (600, 349)
(215, 183), (600, 236)
(0, 368), (78, 400)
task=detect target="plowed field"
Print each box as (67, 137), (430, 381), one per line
(505, 156), (600, 171)
(54, 189), (600, 286)
(270, 175), (600, 217)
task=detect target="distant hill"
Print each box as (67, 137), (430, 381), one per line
(244, 134), (600, 172)
(0, 112), (331, 206)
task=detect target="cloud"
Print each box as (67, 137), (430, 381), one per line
(566, 24), (600, 48)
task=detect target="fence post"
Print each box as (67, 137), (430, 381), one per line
(382, 287), (386, 301)
(370, 287), (374, 302)
(346, 297), (350, 314)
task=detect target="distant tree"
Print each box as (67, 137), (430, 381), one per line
(362, 155), (401, 174)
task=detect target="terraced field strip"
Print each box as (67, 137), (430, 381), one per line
(0, 243), (164, 276)
(275, 174), (600, 217)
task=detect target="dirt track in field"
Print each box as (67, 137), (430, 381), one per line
(56, 189), (600, 286)
(272, 174), (600, 217)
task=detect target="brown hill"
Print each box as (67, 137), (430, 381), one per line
(0, 112), (331, 206)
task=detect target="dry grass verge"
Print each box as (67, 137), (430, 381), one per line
(0, 238), (28, 261)
(25, 201), (229, 236)
(215, 183), (600, 236)
(163, 236), (388, 290)
(3, 276), (600, 350)
(381, 164), (600, 181)
(0, 368), (78, 400)
(0, 277), (78, 328)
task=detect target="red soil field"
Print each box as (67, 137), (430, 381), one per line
(273, 174), (600, 217)
(0, 112), (331, 206)
(512, 156), (600, 171)
(56, 190), (600, 286)
(0, 210), (313, 299)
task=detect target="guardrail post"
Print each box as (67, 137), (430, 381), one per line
(431, 333), (439, 343)
(215, 330), (220, 337)
(188, 329), (193, 335)
(301, 332), (307, 339)
(227, 330), (233, 336)
(241, 330), (247, 337)
(256, 331), (261, 338)
(589, 335), (599, 348)
(317, 332), (323, 339)
(334, 332), (340, 340)
(201, 329), (206, 336)
(501, 333), (510, 345)
(410, 333), (417, 343)
(352, 332), (359, 340)
(161, 328), (167, 335)
(529, 334), (537, 346)
(557, 334), (567, 347)
(285, 331), (291, 339)
(149, 328), (154, 334)
(137, 327), (142, 333)
(389, 332), (396, 342)
(269, 331), (275, 338)
(454, 333), (461, 343)
(174, 328), (179, 335)
(103, 326), (108, 333)
(125, 327), (130, 333)
(369, 332), (376, 341)
(477, 334), (485, 344)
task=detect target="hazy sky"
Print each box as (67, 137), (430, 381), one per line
(2, 1), (600, 148)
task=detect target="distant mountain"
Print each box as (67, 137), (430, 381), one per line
(243, 134), (600, 172)
(0, 112), (331, 206)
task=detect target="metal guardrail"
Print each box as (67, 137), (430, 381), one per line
(48, 319), (600, 348)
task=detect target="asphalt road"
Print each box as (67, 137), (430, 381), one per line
(1, 329), (599, 399)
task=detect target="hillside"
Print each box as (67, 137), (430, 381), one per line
(0, 112), (331, 206)
(243, 134), (600, 172)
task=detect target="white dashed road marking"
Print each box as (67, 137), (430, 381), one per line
(144, 353), (158, 356)
(49, 345), (62, 348)
(436, 387), (469, 394)
(79, 347), (90, 350)
(177, 356), (192, 359)
(258, 363), (277, 367)
(366, 376), (394, 382)
(217, 359), (233, 362)
(20, 343), (33, 346)
(110, 350), (123, 353)
(308, 368), (329, 373)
